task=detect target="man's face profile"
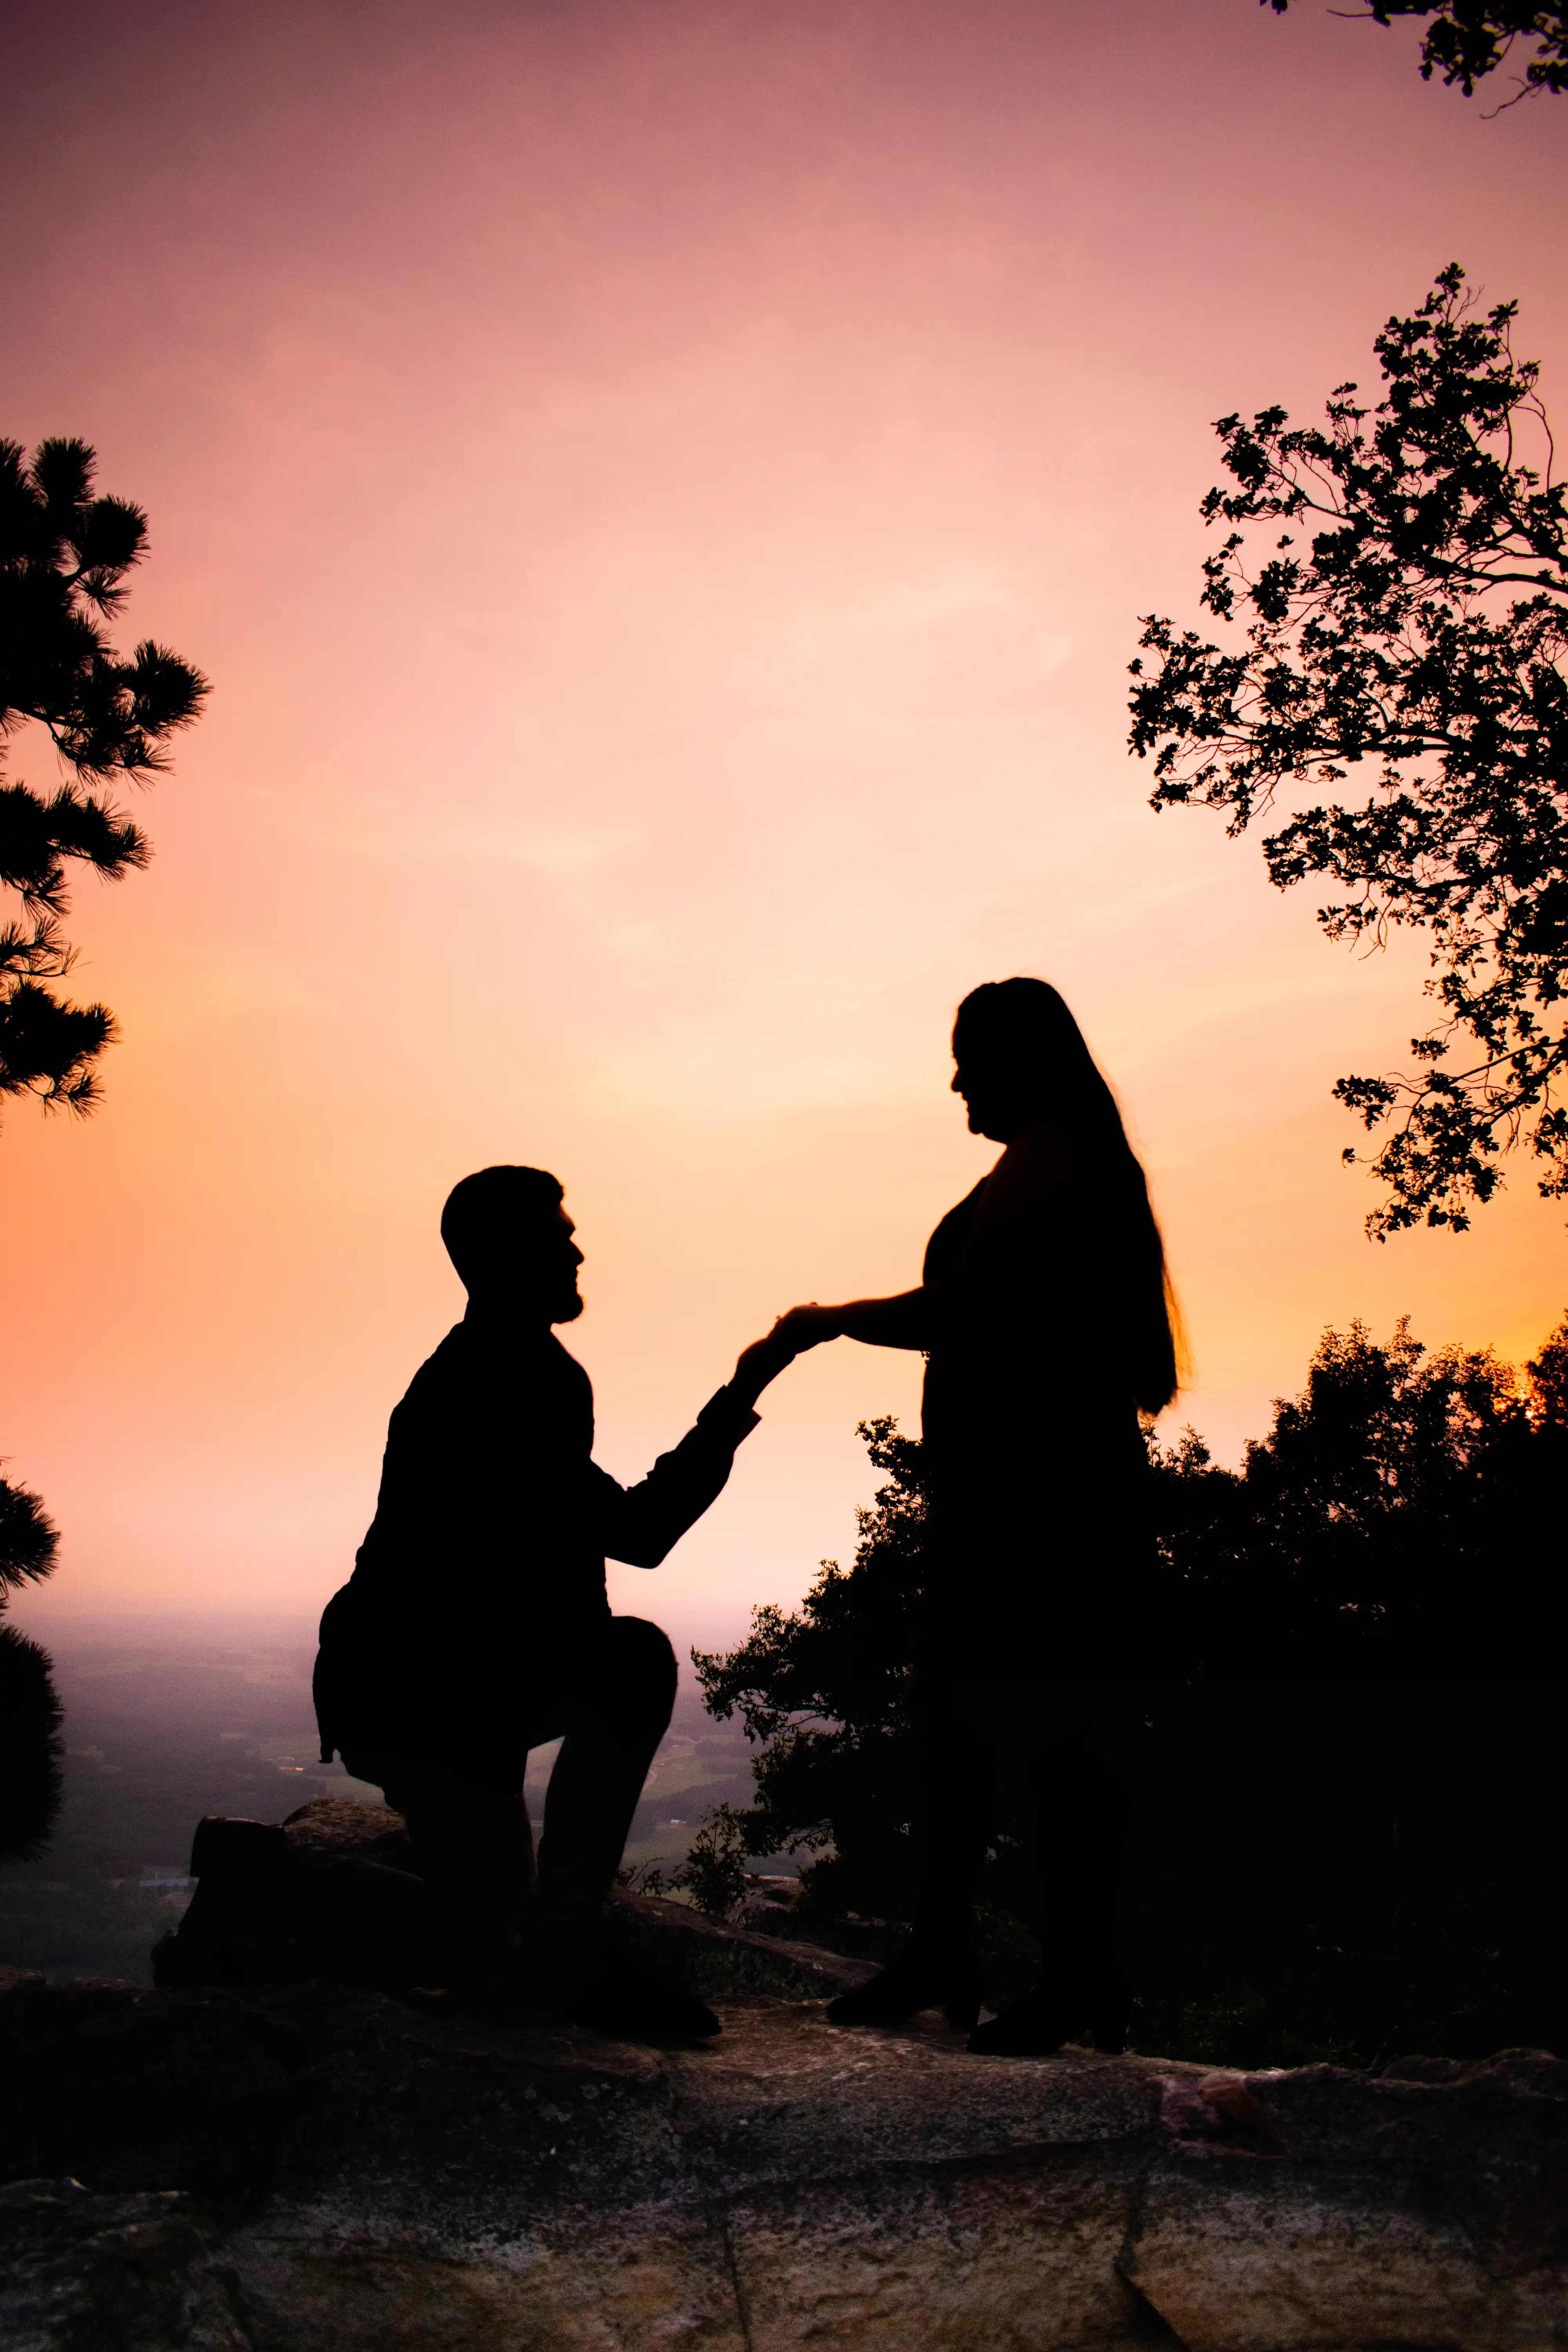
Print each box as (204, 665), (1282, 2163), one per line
(464, 1198), (584, 1324)
(521, 1202), (584, 1324)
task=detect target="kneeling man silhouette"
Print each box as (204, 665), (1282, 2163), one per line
(312, 1163), (797, 2036)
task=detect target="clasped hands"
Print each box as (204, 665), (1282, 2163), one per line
(729, 1302), (841, 1408)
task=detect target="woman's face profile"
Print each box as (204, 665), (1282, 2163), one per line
(952, 1024), (1053, 1144)
(952, 1047), (1013, 1142)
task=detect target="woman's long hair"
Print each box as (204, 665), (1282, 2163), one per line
(953, 978), (1183, 1415)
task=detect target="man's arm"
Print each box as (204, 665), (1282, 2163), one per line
(590, 1385), (760, 1568)
(588, 1319), (806, 1568)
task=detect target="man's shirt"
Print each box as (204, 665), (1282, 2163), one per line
(314, 1318), (757, 1774)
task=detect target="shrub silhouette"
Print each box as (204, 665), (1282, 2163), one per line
(697, 1320), (1568, 2061)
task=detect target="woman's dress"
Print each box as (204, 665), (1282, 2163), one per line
(916, 1154), (1167, 1686)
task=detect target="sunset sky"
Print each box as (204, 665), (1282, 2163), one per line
(4, 0), (1565, 1650)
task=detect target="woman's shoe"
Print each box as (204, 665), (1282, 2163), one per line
(967, 1963), (1131, 2057)
(826, 1937), (983, 2031)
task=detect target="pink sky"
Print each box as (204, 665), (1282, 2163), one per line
(3, 0), (1565, 1646)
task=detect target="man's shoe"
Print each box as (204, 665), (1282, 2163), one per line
(567, 1953), (720, 2042)
(825, 1935), (982, 2031)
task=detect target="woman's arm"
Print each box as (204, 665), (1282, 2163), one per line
(775, 1290), (929, 1353)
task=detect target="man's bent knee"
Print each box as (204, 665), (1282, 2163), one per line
(598, 1616), (677, 1751)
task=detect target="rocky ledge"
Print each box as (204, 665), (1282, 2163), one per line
(2, 1807), (1564, 2350)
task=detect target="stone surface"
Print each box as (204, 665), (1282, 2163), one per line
(4, 1799), (1565, 2348)
(281, 1799), (418, 1869)
(2, 1964), (1564, 2350)
(601, 1884), (878, 2004)
(0, 2176), (249, 2352)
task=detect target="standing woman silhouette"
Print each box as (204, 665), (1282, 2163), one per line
(775, 979), (1180, 2054)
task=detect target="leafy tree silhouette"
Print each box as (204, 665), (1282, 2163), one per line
(1265, 2), (1566, 102)
(1130, 269), (1567, 1234)
(2, 435), (207, 1116)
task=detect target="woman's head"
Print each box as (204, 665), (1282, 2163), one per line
(952, 977), (1182, 1414)
(951, 976), (1120, 1145)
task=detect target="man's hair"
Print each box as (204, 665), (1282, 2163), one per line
(440, 1165), (564, 1286)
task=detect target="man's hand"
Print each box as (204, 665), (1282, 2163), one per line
(729, 1307), (842, 1409)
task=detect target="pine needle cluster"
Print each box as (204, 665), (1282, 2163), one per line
(1, 437), (207, 1115)
(0, 1473), (63, 1863)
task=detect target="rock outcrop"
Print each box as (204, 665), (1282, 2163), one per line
(276, 1798), (880, 2004)
(0, 2176), (249, 2352)
(2, 1801), (1564, 2349)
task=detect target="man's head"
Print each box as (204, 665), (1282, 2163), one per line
(440, 1165), (583, 1324)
